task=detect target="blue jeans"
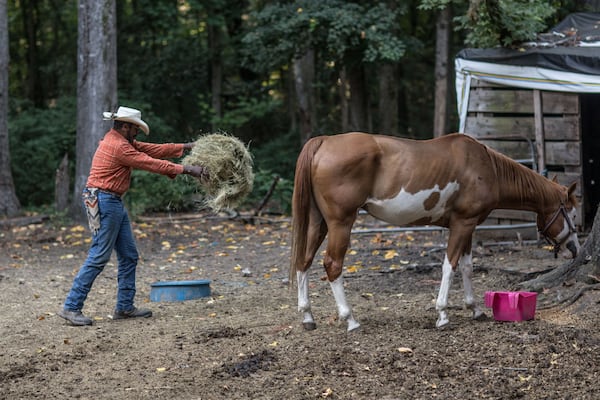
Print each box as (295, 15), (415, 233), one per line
(63, 191), (139, 313)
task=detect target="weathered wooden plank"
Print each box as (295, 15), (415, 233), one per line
(488, 209), (536, 221)
(479, 140), (581, 166)
(533, 90), (546, 174)
(464, 115), (580, 141)
(468, 89), (579, 114)
(487, 205), (583, 227)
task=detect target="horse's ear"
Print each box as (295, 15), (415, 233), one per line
(568, 181), (577, 196)
(551, 175), (559, 183)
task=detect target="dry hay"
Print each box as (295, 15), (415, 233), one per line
(182, 133), (254, 211)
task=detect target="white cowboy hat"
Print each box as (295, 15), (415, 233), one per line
(103, 106), (150, 135)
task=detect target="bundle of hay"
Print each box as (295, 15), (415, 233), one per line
(182, 133), (254, 212)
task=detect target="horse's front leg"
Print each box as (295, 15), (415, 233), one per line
(459, 253), (485, 320)
(435, 254), (454, 328)
(297, 270), (316, 330)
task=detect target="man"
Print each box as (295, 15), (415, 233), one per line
(58, 106), (208, 326)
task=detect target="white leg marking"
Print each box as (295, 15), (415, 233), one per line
(459, 253), (484, 320)
(297, 271), (315, 328)
(435, 255), (454, 328)
(330, 277), (360, 332)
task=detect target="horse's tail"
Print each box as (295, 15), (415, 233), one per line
(289, 136), (325, 287)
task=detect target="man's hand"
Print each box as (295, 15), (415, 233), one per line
(183, 142), (195, 151)
(183, 165), (209, 182)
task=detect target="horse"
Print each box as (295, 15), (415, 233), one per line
(289, 132), (580, 331)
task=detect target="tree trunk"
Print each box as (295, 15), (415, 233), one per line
(378, 63), (398, 135)
(293, 49), (316, 145)
(338, 67), (349, 132)
(71, 0), (117, 222)
(0, 0), (21, 217)
(20, 0), (44, 106)
(433, 5), (451, 137)
(347, 64), (370, 132)
(209, 23), (223, 130)
(520, 203), (600, 305)
(55, 153), (70, 212)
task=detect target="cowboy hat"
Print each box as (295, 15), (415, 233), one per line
(103, 106), (150, 135)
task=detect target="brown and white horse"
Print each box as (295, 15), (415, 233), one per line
(290, 132), (580, 331)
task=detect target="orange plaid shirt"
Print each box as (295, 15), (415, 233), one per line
(86, 129), (185, 196)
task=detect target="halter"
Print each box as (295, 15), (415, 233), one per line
(539, 203), (577, 258)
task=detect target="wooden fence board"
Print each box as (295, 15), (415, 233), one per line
(468, 90), (579, 114)
(464, 115), (580, 141)
(479, 140), (580, 166)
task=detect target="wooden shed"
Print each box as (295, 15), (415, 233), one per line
(455, 12), (600, 232)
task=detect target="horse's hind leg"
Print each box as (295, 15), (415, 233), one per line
(324, 221), (360, 332)
(297, 217), (328, 331)
(459, 253), (485, 320)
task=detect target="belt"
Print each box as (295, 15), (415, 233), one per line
(87, 187), (122, 199)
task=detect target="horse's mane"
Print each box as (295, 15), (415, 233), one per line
(483, 144), (563, 205)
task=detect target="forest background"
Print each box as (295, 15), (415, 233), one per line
(0, 0), (597, 220)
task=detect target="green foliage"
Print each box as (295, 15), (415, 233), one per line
(240, 131), (300, 213)
(454, 0), (557, 48)
(211, 95), (282, 137)
(251, 130), (300, 181)
(125, 170), (200, 216)
(242, 0), (406, 73)
(7, 0), (78, 103)
(9, 98), (76, 207)
(419, 0), (564, 48)
(245, 169), (295, 214)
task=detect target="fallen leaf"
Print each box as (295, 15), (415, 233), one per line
(384, 250), (398, 259)
(518, 374), (532, 382)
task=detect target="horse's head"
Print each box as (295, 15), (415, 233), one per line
(537, 181), (580, 259)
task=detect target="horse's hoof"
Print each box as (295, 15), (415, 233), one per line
(303, 322), (317, 331)
(347, 321), (361, 332)
(473, 311), (488, 321)
(436, 318), (450, 329)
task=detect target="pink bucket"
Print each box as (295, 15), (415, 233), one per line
(484, 291), (537, 322)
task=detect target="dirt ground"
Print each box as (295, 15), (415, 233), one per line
(1, 212), (600, 400)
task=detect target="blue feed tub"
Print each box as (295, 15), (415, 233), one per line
(150, 280), (211, 302)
